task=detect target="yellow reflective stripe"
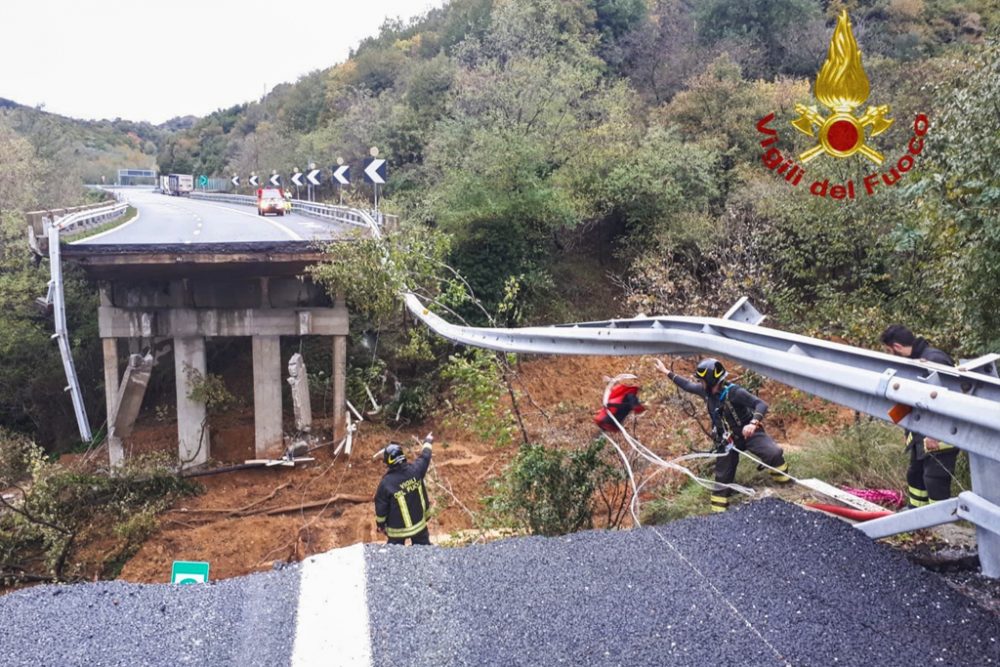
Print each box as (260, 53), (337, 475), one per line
(908, 485), (929, 507)
(769, 463), (791, 482)
(418, 485), (426, 513)
(711, 505), (727, 513)
(395, 491), (413, 528)
(934, 443), (956, 451)
(710, 495), (729, 504)
(386, 519), (427, 538)
(375, 515), (386, 523)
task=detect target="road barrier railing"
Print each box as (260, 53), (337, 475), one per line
(188, 191), (395, 230)
(31, 202), (133, 444)
(405, 293), (1000, 577)
(27, 199), (128, 254)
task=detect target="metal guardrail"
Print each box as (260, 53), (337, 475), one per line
(188, 191), (396, 230)
(405, 293), (1000, 577)
(30, 201), (129, 442)
(26, 199), (125, 251)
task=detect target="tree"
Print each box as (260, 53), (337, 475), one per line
(694, 0), (822, 76)
(919, 39), (1000, 352)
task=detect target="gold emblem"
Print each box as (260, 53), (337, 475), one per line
(790, 11), (893, 164)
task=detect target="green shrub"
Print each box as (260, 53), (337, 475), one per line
(1, 433), (196, 584)
(484, 440), (621, 536)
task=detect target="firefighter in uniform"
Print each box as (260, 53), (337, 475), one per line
(374, 435), (433, 545)
(880, 324), (959, 508)
(656, 358), (790, 512)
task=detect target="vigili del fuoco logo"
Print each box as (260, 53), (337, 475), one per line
(756, 10), (929, 200)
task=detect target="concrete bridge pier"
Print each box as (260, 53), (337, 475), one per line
(253, 335), (283, 458)
(78, 248), (349, 469)
(102, 338), (123, 466)
(174, 336), (209, 467)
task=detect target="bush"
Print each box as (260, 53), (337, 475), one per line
(484, 440), (621, 536)
(1, 432), (196, 584)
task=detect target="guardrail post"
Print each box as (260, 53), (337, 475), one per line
(970, 454), (1000, 577)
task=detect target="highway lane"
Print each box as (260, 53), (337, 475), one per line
(72, 188), (360, 245)
(2, 500), (998, 666)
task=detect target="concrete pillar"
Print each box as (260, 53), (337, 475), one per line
(288, 353), (312, 433)
(333, 335), (347, 441)
(970, 453), (1000, 577)
(253, 335), (283, 458)
(174, 336), (209, 468)
(102, 338), (123, 466)
(112, 354), (154, 440)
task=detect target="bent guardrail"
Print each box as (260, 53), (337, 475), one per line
(405, 293), (1000, 577)
(29, 201), (129, 442)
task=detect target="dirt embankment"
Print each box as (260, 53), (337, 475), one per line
(111, 354), (850, 583)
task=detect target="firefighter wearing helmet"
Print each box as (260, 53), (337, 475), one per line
(374, 434), (434, 545)
(655, 358), (790, 512)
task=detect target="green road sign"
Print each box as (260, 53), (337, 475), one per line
(171, 560), (210, 585)
(198, 175), (209, 187)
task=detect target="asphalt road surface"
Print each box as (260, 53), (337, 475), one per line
(2, 500), (998, 666)
(71, 189), (363, 245)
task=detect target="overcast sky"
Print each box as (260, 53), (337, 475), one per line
(1, 0), (446, 124)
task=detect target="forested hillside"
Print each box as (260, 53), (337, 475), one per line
(158, 0), (999, 355)
(2, 0), (1000, 449)
(2, 0), (1000, 590)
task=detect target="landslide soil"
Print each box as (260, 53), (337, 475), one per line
(108, 354), (852, 584)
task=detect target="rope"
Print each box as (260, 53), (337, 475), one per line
(599, 377), (756, 527)
(649, 528), (792, 667)
(598, 375), (851, 524)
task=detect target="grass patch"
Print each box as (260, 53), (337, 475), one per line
(639, 420), (952, 524)
(62, 205), (136, 242)
(788, 420), (905, 489)
(642, 479), (713, 524)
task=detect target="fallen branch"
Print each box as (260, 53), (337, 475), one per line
(243, 494), (369, 517)
(234, 482), (292, 514)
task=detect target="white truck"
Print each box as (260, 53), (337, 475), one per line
(166, 173), (194, 196)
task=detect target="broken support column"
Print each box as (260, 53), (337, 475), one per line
(287, 352), (312, 433)
(174, 336), (209, 468)
(107, 353), (154, 466)
(253, 335), (283, 458)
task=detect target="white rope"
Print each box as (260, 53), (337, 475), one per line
(598, 378), (755, 526)
(601, 382), (794, 664)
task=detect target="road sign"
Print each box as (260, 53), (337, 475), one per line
(171, 560), (210, 585)
(363, 158), (386, 184)
(231, 175), (240, 187)
(198, 175), (209, 187)
(249, 175), (259, 187)
(333, 165), (350, 185)
(269, 174), (282, 187)
(291, 171), (304, 187)
(306, 169), (322, 186)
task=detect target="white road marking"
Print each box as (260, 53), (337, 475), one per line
(193, 200), (304, 240)
(292, 542), (372, 666)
